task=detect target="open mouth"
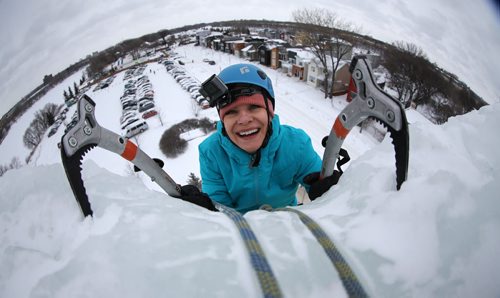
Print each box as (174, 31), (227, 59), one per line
(237, 128), (259, 137)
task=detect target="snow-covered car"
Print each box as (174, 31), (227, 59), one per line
(186, 84), (200, 93)
(138, 101), (155, 113)
(142, 109), (158, 119)
(121, 117), (140, 130)
(47, 127), (58, 138)
(200, 100), (210, 109)
(125, 121), (148, 138)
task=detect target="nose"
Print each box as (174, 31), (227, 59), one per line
(237, 109), (253, 124)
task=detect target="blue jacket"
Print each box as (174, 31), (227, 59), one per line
(199, 115), (322, 213)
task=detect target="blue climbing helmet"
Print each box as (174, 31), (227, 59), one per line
(200, 63), (275, 110)
(219, 63), (275, 102)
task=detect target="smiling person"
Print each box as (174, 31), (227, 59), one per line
(178, 63), (341, 213)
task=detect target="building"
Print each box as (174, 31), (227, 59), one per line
(307, 58), (351, 95)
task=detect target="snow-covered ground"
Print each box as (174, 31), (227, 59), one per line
(0, 44), (499, 297)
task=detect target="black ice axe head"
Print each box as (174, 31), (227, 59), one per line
(60, 95), (99, 217)
(321, 55), (409, 190)
(60, 95), (182, 218)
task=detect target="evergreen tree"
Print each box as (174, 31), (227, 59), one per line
(187, 173), (202, 190)
(68, 86), (74, 99)
(73, 82), (79, 95)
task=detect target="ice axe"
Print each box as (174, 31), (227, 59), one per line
(321, 55), (409, 190)
(60, 95), (181, 217)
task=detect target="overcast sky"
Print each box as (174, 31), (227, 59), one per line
(0, 0), (499, 117)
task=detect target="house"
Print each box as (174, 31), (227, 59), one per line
(307, 58), (351, 95)
(221, 36), (244, 54)
(331, 62), (352, 95)
(258, 44), (281, 69)
(279, 48), (292, 75)
(241, 44), (258, 60)
(195, 30), (212, 46)
(280, 48), (315, 80)
(203, 32), (224, 49)
(232, 41), (247, 57)
(307, 57), (328, 88)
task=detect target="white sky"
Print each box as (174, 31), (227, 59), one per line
(0, 0), (499, 117)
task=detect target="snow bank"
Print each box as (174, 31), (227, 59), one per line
(1, 44), (499, 297)
(1, 101), (499, 297)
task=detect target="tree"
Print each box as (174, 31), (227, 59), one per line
(86, 46), (124, 78)
(68, 86), (74, 99)
(157, 29), (170, 46)
(167, 35), (177, 47)
(187, 173), (202, 190)
(22, 103), (61, 149)
(73, 82), (79, 95)
(0, 157), (22, 177)
(43, 74), (54, 85)
(293, 8), (361, 99)
(384, 41), (443, 108)
(23, 118), (46, 149)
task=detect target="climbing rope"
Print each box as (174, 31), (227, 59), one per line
(267, 206), (368, 298)
(213, 202), (283, 298)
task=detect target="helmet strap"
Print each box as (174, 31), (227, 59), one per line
(250, 94), (273, 168)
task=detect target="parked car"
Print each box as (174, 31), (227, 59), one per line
(121, 99), (137, 108)
(186, 84), (200, 92)
(125, 121), (149, 138)
(121, 117), (140, 130)
(142, 110), (158, 119)
(120, 111), (137, 123)
(139, 101), (155, 113)
(200, 100), (210, 109)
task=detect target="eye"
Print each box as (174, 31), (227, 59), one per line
(249, 104), (262, 110)
(225, 109), (237, 116)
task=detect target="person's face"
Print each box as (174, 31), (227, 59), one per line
(223, 103), (269, 153)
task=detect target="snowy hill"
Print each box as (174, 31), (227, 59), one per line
(1, 44), (499, 297)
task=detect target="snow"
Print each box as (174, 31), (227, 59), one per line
(1, 44), (499, 297)
(180, 128), (207, 141)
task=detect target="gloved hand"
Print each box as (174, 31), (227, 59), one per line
(303, 171), (342, 200)
(179, 185), (217, 211)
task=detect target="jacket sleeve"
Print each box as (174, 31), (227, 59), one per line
(295, 131), (322, 192)
(199, 148), (235, 208)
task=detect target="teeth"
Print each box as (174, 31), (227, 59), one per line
(238, 129), (258, 136)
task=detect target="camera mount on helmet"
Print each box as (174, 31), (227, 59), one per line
(200, 74), (263, 109)
(199, 74), (228, 107)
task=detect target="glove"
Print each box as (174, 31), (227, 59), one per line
(303, 171), (342, 200)
(179, 185), (217, 211)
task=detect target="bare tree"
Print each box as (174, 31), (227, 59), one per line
(0, 157), (22, 177)
(384, 41), (442, 108)
(293, 8), (361, 99)
(23, 118), (45, 149)
(157, 29), (170, 46)
(22, 103), (61, 149)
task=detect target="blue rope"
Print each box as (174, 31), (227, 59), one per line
(214, 202), (283, 298)
(275, 207), (368, 298)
